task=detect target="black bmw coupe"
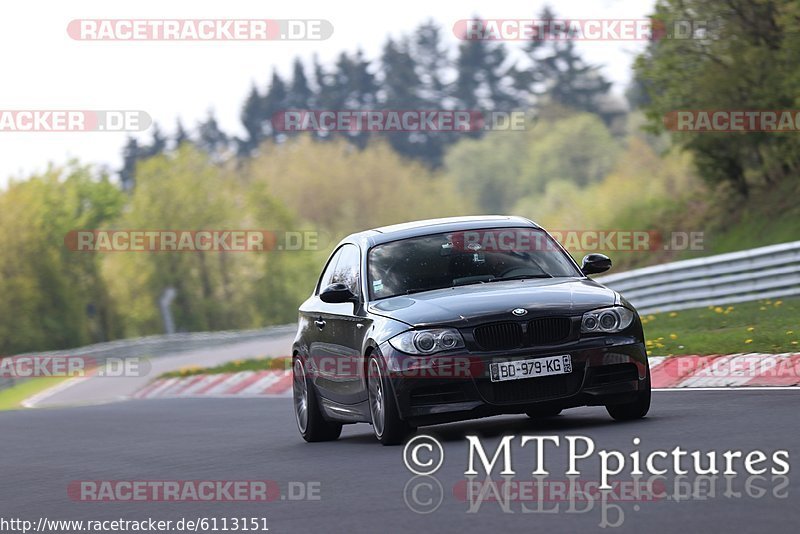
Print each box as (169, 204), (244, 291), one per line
(292, 216), (650, 444)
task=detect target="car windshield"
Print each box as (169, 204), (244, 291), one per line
(368, 227), (582, 300)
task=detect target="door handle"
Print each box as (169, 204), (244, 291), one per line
(314, 318), (326, 329)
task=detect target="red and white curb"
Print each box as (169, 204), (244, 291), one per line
(132, 353), (800, 400)
(133, 370), (292, 399)
(649, 353), (800, 388)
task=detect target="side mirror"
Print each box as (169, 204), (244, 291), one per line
(319, 283), (358, 304)
(581, 253), (612, 275)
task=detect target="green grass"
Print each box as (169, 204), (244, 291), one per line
(612, 179), (800, 271)
(0, 376), (74, 411)
(158, 356), (289, 379)
(643, 297), (800, 356)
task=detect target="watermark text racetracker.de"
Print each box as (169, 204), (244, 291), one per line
(0, 355), (149, 378)
(67, 480), (320, 502)
(0, 110), (150, 132)
(272, 109), (529, 132)
(65, 230), (326, 252)
(453, 18), (718, 41)
(450, 228), (706, 253)
(664, 110), (800, 132)
(68, 19), (333, 41)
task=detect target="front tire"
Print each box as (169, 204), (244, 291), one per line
(293, 357), (342, 442)
(367, 354), (414, 445)
(606, 369), (651, 421)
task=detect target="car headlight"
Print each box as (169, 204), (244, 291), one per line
(581, 306), (635, 334)
(388, 328), (465, 355)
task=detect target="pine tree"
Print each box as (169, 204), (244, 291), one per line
(197, 111), (229, 161)
(454, 18), (518, 112)
(287, 58), (314, 109)
(514, 7), (613, 118)
(262, 70), (288, 140)
(143, 122), (167, 158)
(174, 118), (190, 148)
(240, 84), (264, 154)
(119, 136), (143, 190)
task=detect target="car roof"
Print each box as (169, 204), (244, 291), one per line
(342, 215), (542, 249)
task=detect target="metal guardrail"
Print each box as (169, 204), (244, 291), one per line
(0, 324), (296, 392)
(595, 241), (800, 314)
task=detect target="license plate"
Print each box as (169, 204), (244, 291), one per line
(490, 355), (572, 382)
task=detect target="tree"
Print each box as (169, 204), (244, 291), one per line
(196, 111), (230, 161)
(411, 21), (450, 106)
(443, 130), (530, 213)
(521, 113), (619, 190)
(262, 70), (288, 141)
(247, 135), (473, 238)
(104, 146), (251, 334)
(513, 7), (613, 119)
(142, 122), (167, 158)
(378, 37), (428, 159)
(239, 84), (264, 155)
(286, 57), (314, 110)
(634, 0), (800, 197)
(0, 165), (125, 353)
(454, 19), (518, 112)
(444, 112), (619, 213)
(174, 118), (190, 148)
(119, 136), (144, 190)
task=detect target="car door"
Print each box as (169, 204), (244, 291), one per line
(302, 246), (343, 391)
(313, 243), (370, 405)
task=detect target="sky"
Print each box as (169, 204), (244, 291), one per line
(1, 0), (656, 186)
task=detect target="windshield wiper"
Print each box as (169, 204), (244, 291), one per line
(488, 273), (552, 282)
(402, 274), (550, 295)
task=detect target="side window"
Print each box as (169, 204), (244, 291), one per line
(317, 248), (344, 294)
(331, 244), (361, 297)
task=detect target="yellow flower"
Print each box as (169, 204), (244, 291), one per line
(760, 306), (767, 311)
(714, 307), (723, 313)
(744, 339), (753, 344)
(747, 327), (755, 332)
(647, 315), (655, 321)
(774, 300), (783, 307)
(792, 341), (798, 346)
(670, 333), (678, 340)
(788, 331), (794, 335)
(669, 312), (678, 318)
(726, 306), (734, 311)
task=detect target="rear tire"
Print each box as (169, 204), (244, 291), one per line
(367, 354), (414, 445)
(293, 357), (342, 442)
(606, 369), (651, 421)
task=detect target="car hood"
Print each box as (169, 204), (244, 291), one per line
(368, 278), (618, 328)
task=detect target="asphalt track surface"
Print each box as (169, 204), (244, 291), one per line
(1, 391), (798, 533)
(31, 335), (296, 407)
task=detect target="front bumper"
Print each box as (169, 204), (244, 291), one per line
(380, 336), (648, 427)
